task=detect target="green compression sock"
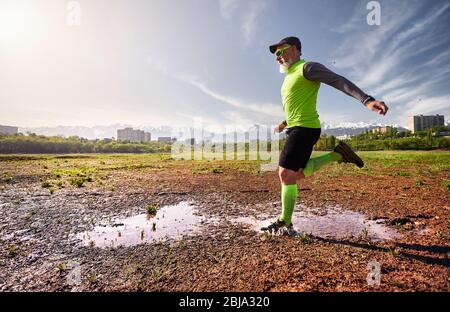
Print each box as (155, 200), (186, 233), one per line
(280, 184), (298, 226)
(303, 152), (343, 177)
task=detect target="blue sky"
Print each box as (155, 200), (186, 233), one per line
(1, 0), (449, 131)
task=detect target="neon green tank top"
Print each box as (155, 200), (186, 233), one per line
(281, 59), (321, 128)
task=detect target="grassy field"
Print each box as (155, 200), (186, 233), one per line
(1, 150), (448, 191)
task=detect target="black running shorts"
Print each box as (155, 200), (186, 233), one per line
(279, 126), (321, 171)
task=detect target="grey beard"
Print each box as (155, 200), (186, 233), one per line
(279, 63), (289, 74)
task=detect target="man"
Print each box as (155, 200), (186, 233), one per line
(261, 36), (388, 236)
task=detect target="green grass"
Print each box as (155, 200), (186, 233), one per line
(357, 150), (450, 168)
(2, 172), (12, 183)
(69, 177), (87, 188)
(41, 180), (52, 188)
(415, 178), (425, 186)
(442, 179), (450, 191)
(388, 246), (402, 257)
(0, 151), (448, 189)
(312, 150), (449, 178)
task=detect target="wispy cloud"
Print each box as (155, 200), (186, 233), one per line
(242, 1), (268, 44)
(218, 0), (269, 45)
(218, 0), (239, 20)
(331, 1), (450, 124)
(146, 56), (283, 129)
(399, 95), (450, 123)
(175, 73), (282, 117)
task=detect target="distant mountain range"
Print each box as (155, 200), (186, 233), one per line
(320, 122), (409, 137)
(18, 122), (411, 140)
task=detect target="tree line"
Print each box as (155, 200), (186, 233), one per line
(0, 133), (171, 154)
(1, 126), (449, 154)
(313, 125), (450, 151)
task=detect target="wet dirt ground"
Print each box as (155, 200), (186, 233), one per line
(0, 152), (449, 291)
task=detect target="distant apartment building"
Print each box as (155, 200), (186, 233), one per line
(435, 131), (450, 137)
(201, 139), (212, 145)
(336, 134), (352, 140)
(371, 126), (394, 134)
(0, 125), (18, 135)
(157, 137), (176, 143)
(408, 115), (445, 133)
(117, 128), (151, 143)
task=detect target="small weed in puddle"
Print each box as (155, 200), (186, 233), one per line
(146, 204), (157, 215)
(357, 227), (369, 241)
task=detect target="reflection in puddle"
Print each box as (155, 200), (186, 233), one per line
(74, 201), (206, 248)
(231, 205), (401, 241)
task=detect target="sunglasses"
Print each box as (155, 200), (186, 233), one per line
(275, 45), (292, 57)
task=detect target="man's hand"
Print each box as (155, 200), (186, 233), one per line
(366, 100), (388, 116)
(274, 121), (287, 133)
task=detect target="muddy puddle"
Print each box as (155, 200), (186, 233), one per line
(231, 205), (402, 241)
(73, 201), (209, 248)
(73, 201), (401, 249)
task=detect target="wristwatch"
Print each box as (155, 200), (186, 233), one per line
(362, 96), (375, 106)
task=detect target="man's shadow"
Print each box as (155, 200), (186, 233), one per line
(311, 236), (450, 267)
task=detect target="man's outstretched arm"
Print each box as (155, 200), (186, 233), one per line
(303, 62), (388, 115)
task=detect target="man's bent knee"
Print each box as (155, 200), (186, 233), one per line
(297, 169), (305, 180)
(278, 166), (298, 184)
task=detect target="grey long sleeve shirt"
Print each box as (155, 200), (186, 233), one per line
(303, 62), (372, 105)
